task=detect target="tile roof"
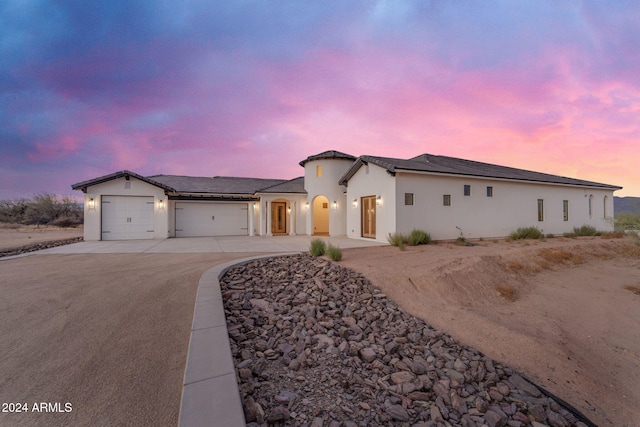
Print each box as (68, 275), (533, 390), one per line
(339, 154), (622, 190)
(299, 150), (357, 166)
(149, 175), (288, 194)
(71, 170), (175, 193)
(257, 177), (306, 194)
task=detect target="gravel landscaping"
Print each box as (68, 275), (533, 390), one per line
(221, 254), (594, 427)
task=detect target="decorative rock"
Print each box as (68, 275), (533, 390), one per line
(386, 404), (410, 421)
(390, 370), (416, 384)
(221, 254), (592, 427)
(359, 347), (377, 362)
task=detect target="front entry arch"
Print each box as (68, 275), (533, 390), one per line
(312, 195), (329, 235)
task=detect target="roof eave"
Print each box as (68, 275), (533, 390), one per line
(393, 168), (622, 190)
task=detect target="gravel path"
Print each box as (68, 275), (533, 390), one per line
(221, 254), (594, 427)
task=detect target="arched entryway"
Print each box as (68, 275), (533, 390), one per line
(312, 195), (329, 235)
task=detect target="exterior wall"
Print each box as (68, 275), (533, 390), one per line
(83, 177), (168, 241)
(345, 163), (397, 242)
(394, 172), (616, 240)
(303, 159), (353, 236)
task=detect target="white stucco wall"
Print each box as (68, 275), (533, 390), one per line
(83, 177), (169, 241)
(303, 159), (353, 236)
(394, 172), (616, 240)
(345, 163), (397, 242)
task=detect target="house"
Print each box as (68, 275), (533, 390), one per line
(72, 150), (621, 242)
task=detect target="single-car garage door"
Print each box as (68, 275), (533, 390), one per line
(175, 202), (248, 237)
(102, 196), (155, 240)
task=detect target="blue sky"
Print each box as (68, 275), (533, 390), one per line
(1, 1), (639, 200)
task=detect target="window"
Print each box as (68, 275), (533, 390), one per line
(604, 196), (608, 218)
(588, 195), (593, 218)
(316, 165), (322, 177)
(563, 200), (569, 221)
(404, 193), (414, 206)
(537, 199), (544, 221)
(443, 195), (451, 206)
(464, 185), (471, 196)
(486, 186), (493, 197)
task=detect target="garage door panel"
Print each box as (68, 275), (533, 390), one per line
(102, 196), (154, 240)
(175, 202), (248, 237)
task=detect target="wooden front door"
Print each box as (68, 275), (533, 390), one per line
(361, 196), (376, 238)
(272, 202), (287, 234)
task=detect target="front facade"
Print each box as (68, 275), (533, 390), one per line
(73, 151), (621, 242)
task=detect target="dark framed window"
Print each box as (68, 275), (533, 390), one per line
(404, 193), (414, 205)
(563, 200), (569, 221)
(538, 199), (544, 221)
(443, 194), (451, 206)
(486, 186), (493, 197)
(464, 185), (471, 196)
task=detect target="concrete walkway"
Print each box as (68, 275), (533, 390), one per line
(37, 235), (384, 427)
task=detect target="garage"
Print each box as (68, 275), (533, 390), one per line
(174, 202), (248, 237)
(101, 196), (155, 240)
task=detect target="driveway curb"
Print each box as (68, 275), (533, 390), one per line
(178, 253), (300, 427)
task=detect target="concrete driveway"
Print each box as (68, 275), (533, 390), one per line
(0, 236), (383, 427)
(36, 235), (384, 255)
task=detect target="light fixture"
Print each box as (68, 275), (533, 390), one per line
(376, 196), (382, 206)
(304, 202), (309, 210)
(88, 198), (95, 210)
(287, 206), (291, 214)
(158, 199), (164, 210)
(352, 198), (358, 208)
(332, 201), (338, 210)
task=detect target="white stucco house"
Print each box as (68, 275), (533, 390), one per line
(72, 150), (621, 242)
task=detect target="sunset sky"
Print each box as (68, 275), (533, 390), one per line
(1, 1), (639, 200)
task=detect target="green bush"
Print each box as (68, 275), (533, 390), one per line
(387, 232), (406, 250)
(573, 225), (599, 236)
(326, 244), (343, 261)
(407, 229), (431, 246)
(309, 239), (326, 256)
(509, 226), (543, 240)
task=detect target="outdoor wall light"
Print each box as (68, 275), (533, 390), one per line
(158, 199), (164, 210)
(304, 202), (309, 210)
(88, 198), (95, 210)
(287, 206), (291, 214)
(332, 201), (338, 210)
(376, 196), (382, 206)
(352, 198), (358, 208)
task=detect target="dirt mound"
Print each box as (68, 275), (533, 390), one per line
(341, 237), (640, 427)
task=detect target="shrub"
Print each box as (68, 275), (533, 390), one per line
(407, 229), (431, 246)
(309, 239), (326, 256)
(387, 232), (406, 250)
(509, 227), (543, 240)
(326, 244), (343, 261)
(572, 225), (599, 236)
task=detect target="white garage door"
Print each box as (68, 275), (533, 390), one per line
(101, 196), (155, 240)
(175, 202), (248, 237)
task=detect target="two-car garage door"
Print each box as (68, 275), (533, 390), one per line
(175, 202), (248, 237)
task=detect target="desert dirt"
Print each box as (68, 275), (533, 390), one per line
(0, 250), (258, 427)
(0, 224), (83, 250)
(341, 237), (640, 427)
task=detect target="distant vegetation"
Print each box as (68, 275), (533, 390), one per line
(0, 194), (83, 227)
(615, 212), (640, 232)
